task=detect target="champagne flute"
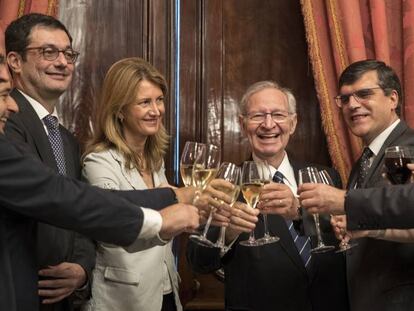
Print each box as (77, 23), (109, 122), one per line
(384, 146), (414, 184)
(256, 161), (279, 244)
(318, 170), (357, 253)
(298, 167), (334, 253)
(189, 144), (221, 247)
(180, 141), (206, 187)
(213, 162), (241, 252)
(240, 161), (264, 247)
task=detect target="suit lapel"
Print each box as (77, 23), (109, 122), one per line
(268, 160), (309, 276)
(266, 214), (307, 275)
(109, 149), (142, 190)
(11, 89), (59, 172)
(362, 121), (408, 188)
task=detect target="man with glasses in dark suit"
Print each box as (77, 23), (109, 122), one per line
(299, 60), (414, 311)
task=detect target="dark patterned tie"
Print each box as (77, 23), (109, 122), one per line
(273, 171), (312, 268)
(356, 147), (373, 188)
(43, 114), (67, 175)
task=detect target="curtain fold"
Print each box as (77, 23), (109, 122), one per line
(0, 0), (58, 31)
(301, 0), (414, 184)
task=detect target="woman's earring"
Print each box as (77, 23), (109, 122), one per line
(118, 114), (124, 122)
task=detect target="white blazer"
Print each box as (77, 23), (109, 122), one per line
(81, 149), (182, 311)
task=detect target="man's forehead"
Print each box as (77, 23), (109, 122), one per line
(248, 88), (288, 110)
(28, 25), (70, 44)
(340, 70), (379, 90)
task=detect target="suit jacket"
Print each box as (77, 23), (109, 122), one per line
(187, 160), (348, 311)
(81, 149), (182, 311)
(346, 120), (414, 311)
(5, 89), (95, 311)
(345, 184), (414, 230)
(0, 133), (177, 311)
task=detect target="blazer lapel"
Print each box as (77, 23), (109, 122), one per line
(362, 121), (408, 188)
(11, 89), (59, 172)
(109, 149), (142, 190)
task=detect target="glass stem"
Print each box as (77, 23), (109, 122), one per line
(263, 214), (270, 237)
(313, 214), (324, 246)
(216, 226), (226, 248)
(202, 207), (216, 238)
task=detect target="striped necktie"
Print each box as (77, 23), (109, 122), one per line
(273, 171), (312, 268)
(43, 114), (67, 175)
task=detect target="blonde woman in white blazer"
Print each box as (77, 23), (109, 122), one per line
(81, 58), (182, 311)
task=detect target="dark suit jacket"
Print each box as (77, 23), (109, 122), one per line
(5, 89), (95, 311)
(345, 184), (414, 230)
(346, 120), (414, 311)
(0, 133), (177, 311)
(187, 160), (348, 311)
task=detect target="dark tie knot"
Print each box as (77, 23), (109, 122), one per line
(361, 147), (373, 162)
(43, 114), (59, 130)
(273, 171), (285, 184)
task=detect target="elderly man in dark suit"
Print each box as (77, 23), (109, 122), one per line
(300, 60), (414, 311)
(187, 81), (348, 311)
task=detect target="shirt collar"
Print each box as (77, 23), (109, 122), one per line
(368, 119), (400, 156)
(17, 89), (59, 121)
(252, 152), (297, 190)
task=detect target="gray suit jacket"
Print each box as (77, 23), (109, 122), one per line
(346, 120), (414, 311)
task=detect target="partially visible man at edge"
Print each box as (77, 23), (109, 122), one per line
(0, 26), (211, 311)
(299, 60), (414, 311)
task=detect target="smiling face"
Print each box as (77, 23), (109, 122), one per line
(240, 87), (297, 165)
(0, 33), (18, 133)
(340, 70), (398, 145)
(7, 26), (73, 107)
(121, 79), (165, 149)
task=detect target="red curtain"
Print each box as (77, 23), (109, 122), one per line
(0, 0), (58, 31)
(301, 0), (414, 184)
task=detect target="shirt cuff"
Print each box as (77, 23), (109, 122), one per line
(139, 207), (163, 240)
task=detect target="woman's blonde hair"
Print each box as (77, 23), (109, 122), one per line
(85, 57), (169, 172)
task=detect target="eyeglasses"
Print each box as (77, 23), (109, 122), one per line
(245, 111), (292, 124)
(334, 86), (383, 107)
(24, 46), (80, 64)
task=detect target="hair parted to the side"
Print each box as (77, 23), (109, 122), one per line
(339, 59), (403, 107)
(5, 13), (72, 59)
(84, 57), (169, 172)
(239, 80), (296, 115)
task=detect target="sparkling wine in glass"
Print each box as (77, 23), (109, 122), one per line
(384, 146), (414, 185)
(180, 141), (206, 186)
(213, 162), (241, 252)
(299, 167), (334, 253)
(319, 170), (357, 253)
(240, 161), (264, 247)
(189, 144), (221, 247)
(256, 161), (279, 244)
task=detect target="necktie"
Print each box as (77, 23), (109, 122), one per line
(43, 114), (66, 175)
(356, 147), (373, 188)
(273, 171), (312, 268)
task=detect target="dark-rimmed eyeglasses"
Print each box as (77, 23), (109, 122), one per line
(334, 87), (383, 108)
(245, 111), (292, 124)
(24, 46), (80, 64)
